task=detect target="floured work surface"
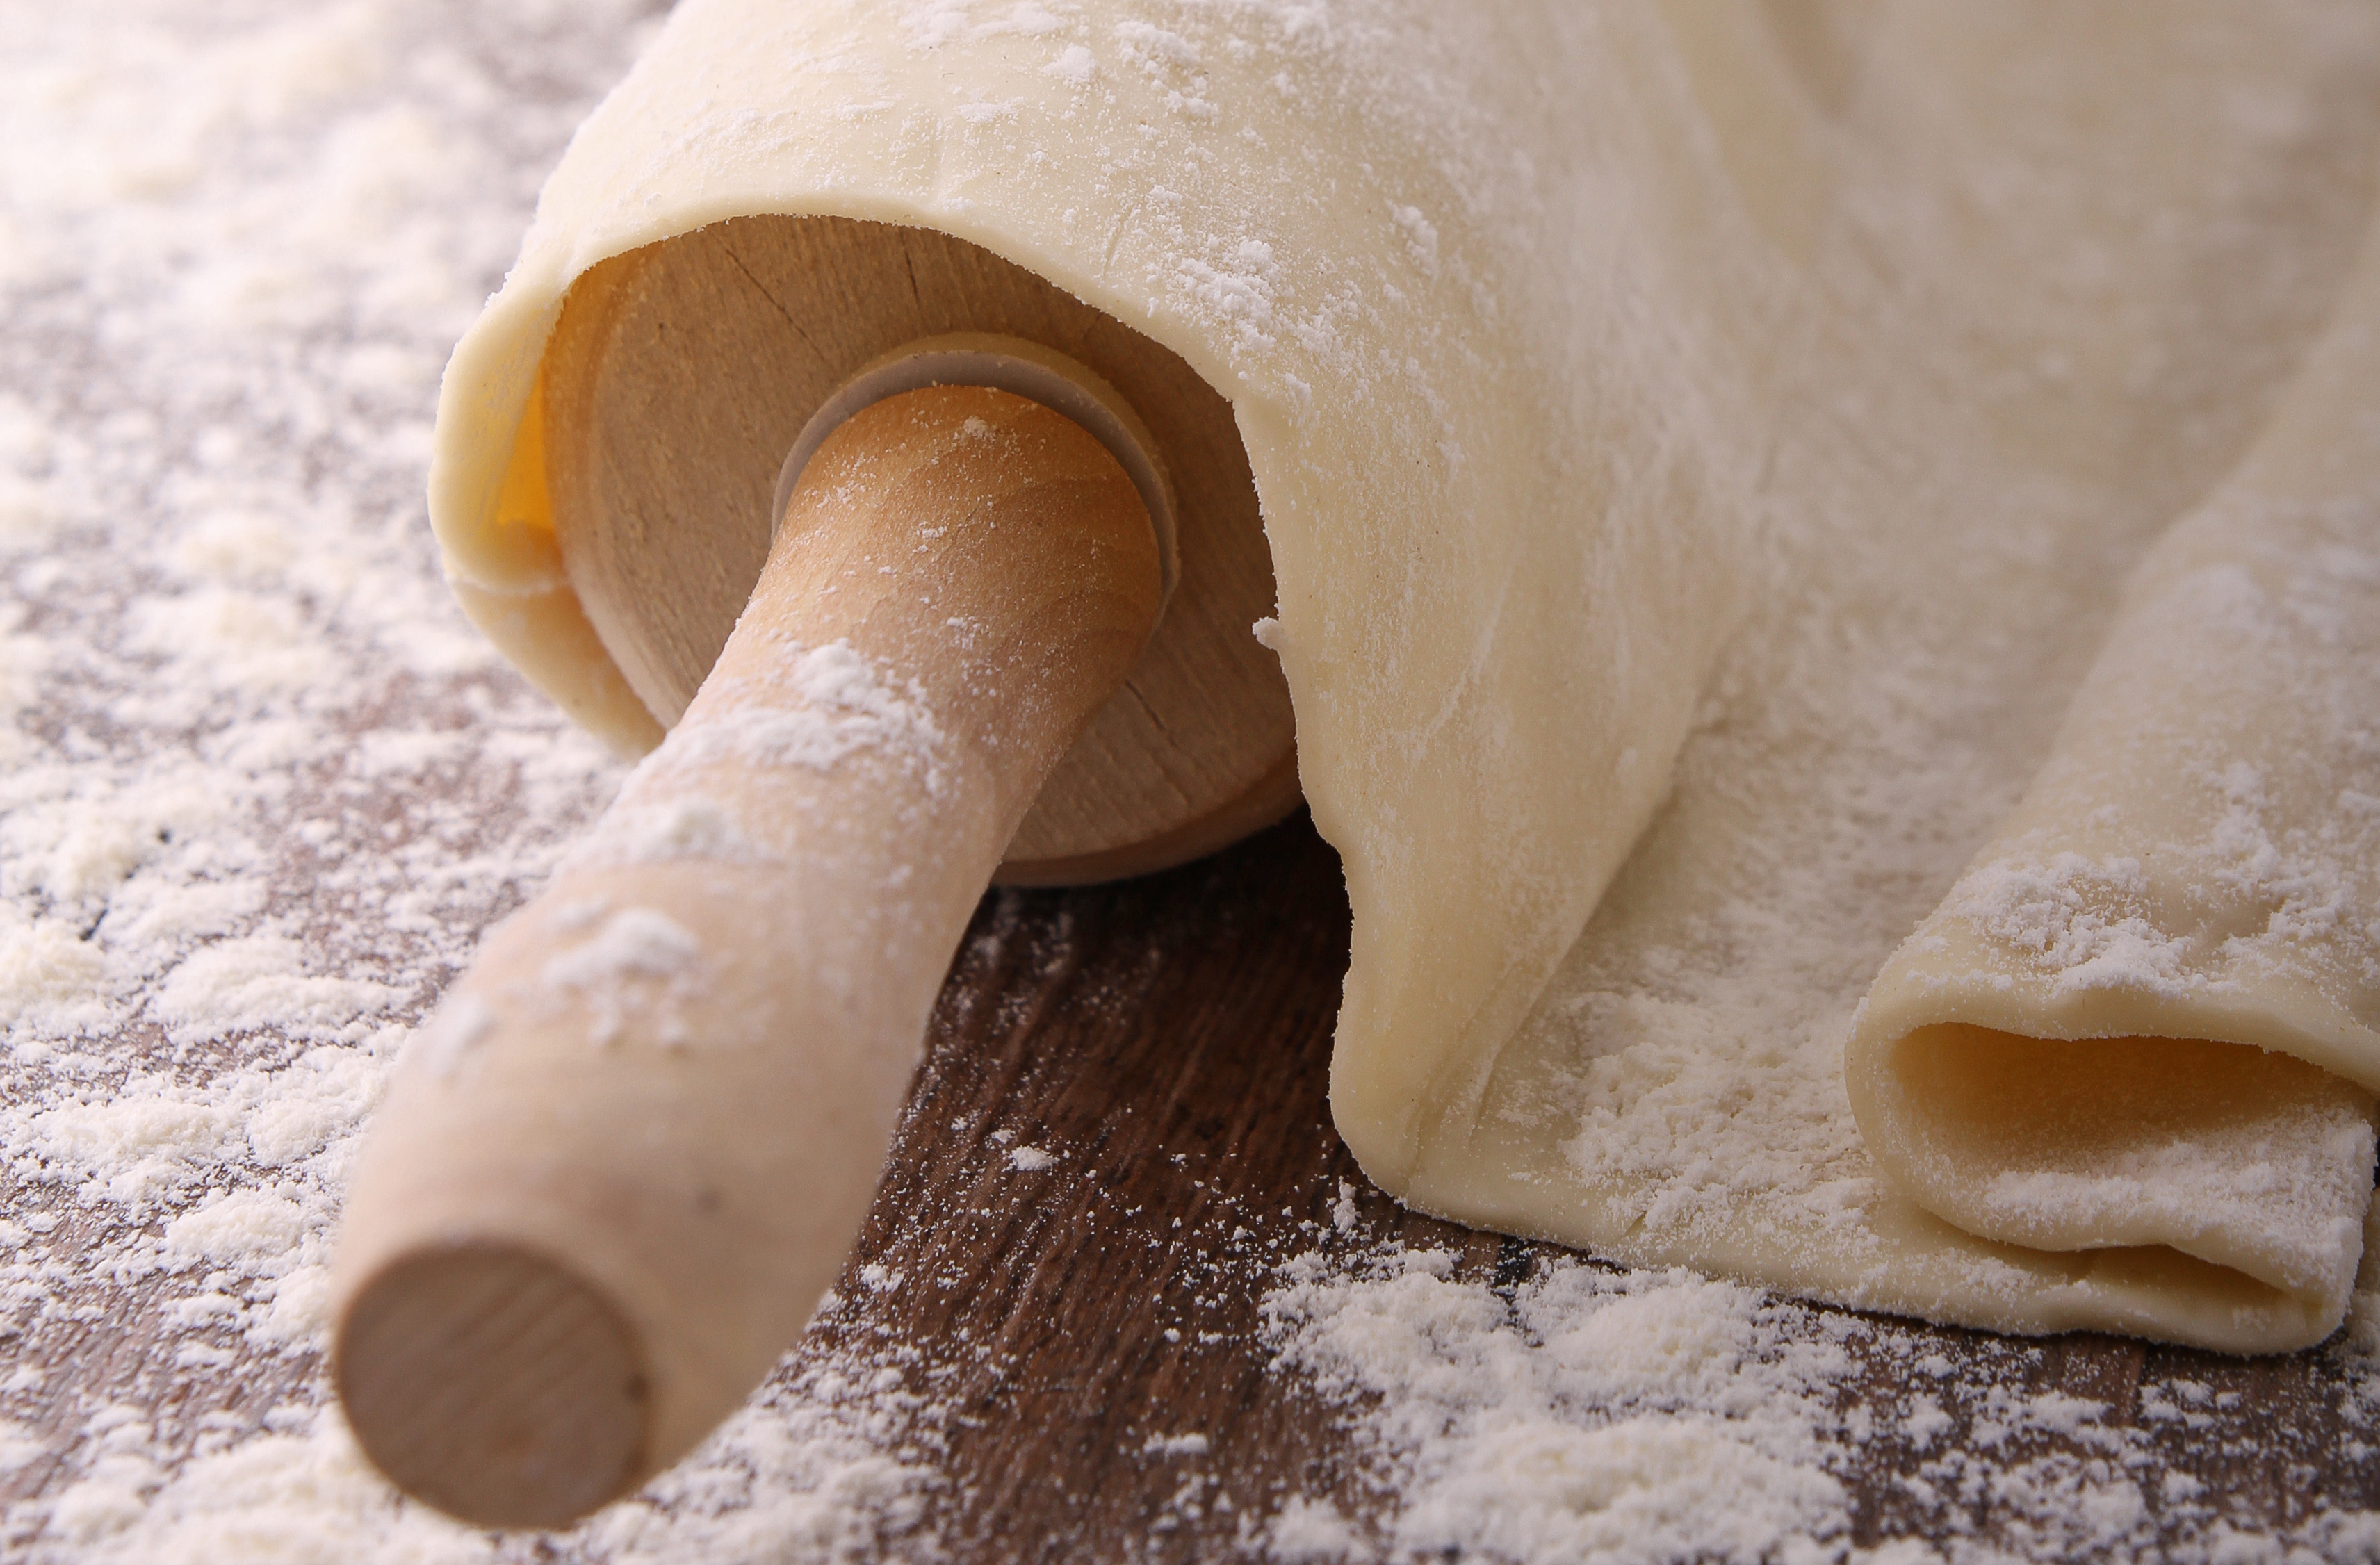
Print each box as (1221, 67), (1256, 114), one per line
(6, 3), (2380, 1562)
(12, 803), (2380, 1562)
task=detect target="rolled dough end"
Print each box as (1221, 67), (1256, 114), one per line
(1850, 1018), (2374, 1322)
(446, 572), (665, 757)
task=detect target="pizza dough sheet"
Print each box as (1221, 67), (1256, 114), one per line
(428, 0), (2380, 1350)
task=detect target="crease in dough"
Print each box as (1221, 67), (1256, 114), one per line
(1844, 193), (2380, 1338)
(1859, 1026), (2373, 1307)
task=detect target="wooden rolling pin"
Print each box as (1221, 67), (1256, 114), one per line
(331, 218), (1296, 1527)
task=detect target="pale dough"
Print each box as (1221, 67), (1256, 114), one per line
(429, 0), (2380, 1349)
(1845, 188), (2380, 1337)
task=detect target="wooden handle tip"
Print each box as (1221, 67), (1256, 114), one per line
(336, 1243), (649, 1530)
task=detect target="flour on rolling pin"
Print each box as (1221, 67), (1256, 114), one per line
(340, 368), (1177, 1525)
(329, 0), (2380, 1531)
(569, 637), (949, 876)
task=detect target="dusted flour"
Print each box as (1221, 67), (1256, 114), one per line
(1257, 1220), (2380, 1564)
(7, 3), (2380, 1563)
(0, 1), (953, 1558)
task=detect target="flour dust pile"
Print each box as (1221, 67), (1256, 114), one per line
(1260, 1212), (2380, 1564)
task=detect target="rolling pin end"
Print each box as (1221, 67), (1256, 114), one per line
(335, 1242), (649, 1530)
(332, 369), (1176, 1525)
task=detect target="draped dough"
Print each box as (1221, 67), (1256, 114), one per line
(427, 0), (2380, 1350)
(1412, 6), (2380, 1351)
(1845, 194), (2380, 1339)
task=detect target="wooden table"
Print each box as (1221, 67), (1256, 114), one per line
(8, 3), (2378, 1556)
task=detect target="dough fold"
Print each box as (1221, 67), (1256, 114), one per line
(1390, 2), (2380, 1352)
(1847, 206), (2380, 1337)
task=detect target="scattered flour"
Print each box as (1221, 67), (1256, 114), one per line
(9, 3), (2380, 1563)
(0, 1), (950, 1559)
(1265, 1494), (1372, 1563)
(539, 906), (701, 991)
(655, 637), (947, 791)
(1940, 854), (2202, 1001)
(561, 634), (952, 878)
(1264, 1247), (1852, 1563)
(561, 796), (767, 874)
(535, 905), (703, 1049)
(1259, 1227), (2380, 1564)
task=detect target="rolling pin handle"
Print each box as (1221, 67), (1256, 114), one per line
(332, 371), (1167, 1528)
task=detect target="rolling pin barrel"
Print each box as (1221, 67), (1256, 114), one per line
(333, 377), (1165, 1527)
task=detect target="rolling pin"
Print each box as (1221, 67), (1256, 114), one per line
(332, 218), (1297, 1527)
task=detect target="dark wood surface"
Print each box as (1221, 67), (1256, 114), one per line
(773, 810), (2380, 1560)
